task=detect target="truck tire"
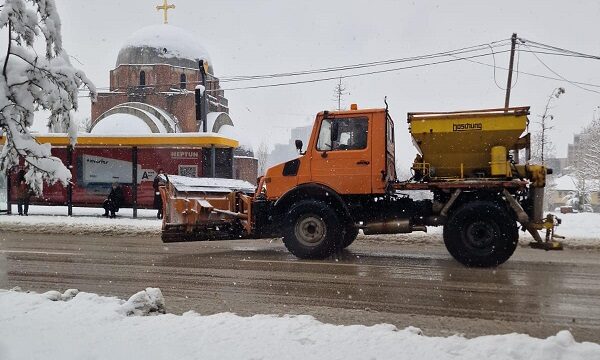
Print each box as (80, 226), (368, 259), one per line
(443, 201), (518, 267)
(282, 200), (342, 259)
(342, 226), (359, 248)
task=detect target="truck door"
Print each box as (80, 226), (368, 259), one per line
(310, 116), (372, 194)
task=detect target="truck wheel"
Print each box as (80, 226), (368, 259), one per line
(282, 200), (342, 259)
(342, 226), (359, 248)
(443, 201), (518, 267)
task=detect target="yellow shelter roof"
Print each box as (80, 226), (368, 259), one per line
(0, 133), (238, 148)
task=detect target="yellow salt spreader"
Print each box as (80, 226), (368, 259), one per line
(408, 106), (564, 250)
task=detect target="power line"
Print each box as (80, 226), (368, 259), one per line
(82, 48), (513, 93)
(518, 37), (600, 60)
(488, 43), (506, 90)
(77, 47), (600, 97)
(77, 37), (600, 95)
(83, 40), (511, 92)
(211, 50), (513, 91)
(521, 43), (600, 95)
(218, 40), (511, 82)
(454, 49), (600, 91)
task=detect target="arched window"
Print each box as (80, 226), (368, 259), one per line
(139, 71), (146, 86)
(180, 73), (187, 89)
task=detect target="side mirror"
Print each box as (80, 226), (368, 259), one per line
(295, 139), (303, 153)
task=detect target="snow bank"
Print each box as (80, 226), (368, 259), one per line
(0, 288), (598, 360)
(120, 288), (166, 316)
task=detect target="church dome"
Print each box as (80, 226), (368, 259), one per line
(116, 24), (212, 71)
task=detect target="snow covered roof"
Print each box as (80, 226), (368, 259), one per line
(91, 103), (181, 134)
(206, 112), (234, 133)
(90, 113), (158, 135)
(2, 133), (239, 148)
(553, 175), (599, 192)
(166, 174), (255, 194)
(116, 24), (212, 71)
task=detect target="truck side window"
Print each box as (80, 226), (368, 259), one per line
(387, 117), (395, 143)
(316, 117), (368, 151)
(317, 119), (333, 151)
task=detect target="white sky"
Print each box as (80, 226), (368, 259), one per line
(24, 1), (600, 168)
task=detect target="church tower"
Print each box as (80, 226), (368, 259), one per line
(91, 2), (229, 133)
(89, 2), (258, 184)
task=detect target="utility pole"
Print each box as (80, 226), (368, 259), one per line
(336, 78), (343, 110)
(504, 33), (517, 109)
(196, 60), (208, 132)
(333, 77), (348, 111)
(196, 60), (216, 177)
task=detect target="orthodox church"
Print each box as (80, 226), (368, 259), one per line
(90, 2), (257, 183)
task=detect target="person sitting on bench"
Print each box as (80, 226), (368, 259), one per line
(103, 182), (124, 218)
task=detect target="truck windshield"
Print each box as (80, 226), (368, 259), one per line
(316, 117), (368, 151)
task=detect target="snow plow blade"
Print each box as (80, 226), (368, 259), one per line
(159, 175), (256, 243)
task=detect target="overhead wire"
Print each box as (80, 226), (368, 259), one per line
(76, 37), (600, 96)
(520, 42), (600, 95)
(198, 50), (514, 92)
(452, 49), (600, 90)
(488, 43), (506, 90)
(81, 39), (512, 92)
(218, 40), (512, 82)
(517, 37), (600, 60)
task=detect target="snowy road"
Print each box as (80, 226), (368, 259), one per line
(1, 231), (600, 343)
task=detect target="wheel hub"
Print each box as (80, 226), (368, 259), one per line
(465, 221), (496, 249)
(295, 215), (326, 246)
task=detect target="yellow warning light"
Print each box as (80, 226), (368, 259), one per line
(350, 104), (358, 110)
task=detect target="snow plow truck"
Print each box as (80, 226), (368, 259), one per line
(160, 105), (562, 267)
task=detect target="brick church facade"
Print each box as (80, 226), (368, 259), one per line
(92, 64), (229, 132)
(90, 24), (258, 183)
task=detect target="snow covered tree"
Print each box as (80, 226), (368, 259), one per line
(256, 140), (269, 175)
(580, 116), (600, 179)
(566, 115), (600, 211)
(76, 116), (92, 133)
(531, 87), (565, 165)
(0, 0), (96, 194)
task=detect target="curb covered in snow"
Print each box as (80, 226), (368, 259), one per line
(0, 215), (161, 236)
(0, 205), (161, 236)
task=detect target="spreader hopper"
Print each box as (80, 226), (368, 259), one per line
(408, 107), (530, 179)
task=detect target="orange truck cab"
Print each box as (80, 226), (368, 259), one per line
(264, 108), (396, 199)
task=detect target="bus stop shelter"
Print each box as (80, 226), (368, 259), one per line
(1, 133), (238, 218)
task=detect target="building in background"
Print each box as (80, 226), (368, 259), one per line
(545, 157), (568, 176)
(90, 20), (257, 182)
(91, 24), (228, 132)
(267, 125), (312, 167)
(546, 174), (600, 212)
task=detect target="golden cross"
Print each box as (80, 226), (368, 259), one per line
(156, 0), (175, 24)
